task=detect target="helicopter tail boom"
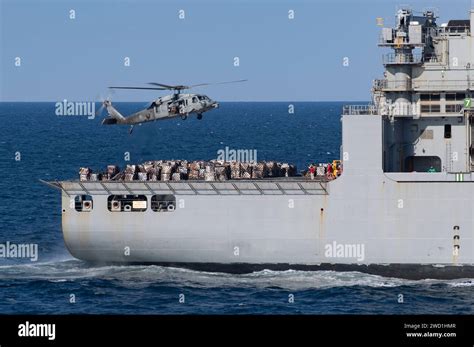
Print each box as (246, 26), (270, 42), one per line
(102, 100), (125, 124)
(102, 117), (118, 125)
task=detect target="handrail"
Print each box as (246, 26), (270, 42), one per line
(373, 79), (411, 90)
(412, 79), (474, 90)
(343, 105), (377, 115)
(436, 26), (471, 35)
(373, 78), (473, 91)
(383, 53), (423, 65)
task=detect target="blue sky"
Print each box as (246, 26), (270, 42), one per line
(0, 0), (472, 101)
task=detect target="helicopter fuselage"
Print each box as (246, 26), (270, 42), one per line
(102, 93), (219, 126)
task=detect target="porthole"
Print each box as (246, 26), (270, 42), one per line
(107, 195), (147, 212)
(75, 195), (93, 212)
(151, 195), (176, 212)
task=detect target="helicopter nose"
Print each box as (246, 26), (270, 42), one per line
(212, 101), (219, 109)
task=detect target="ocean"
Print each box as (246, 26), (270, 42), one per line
(0, 102), (473, 314)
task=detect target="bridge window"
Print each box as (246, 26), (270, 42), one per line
(405, 156), (441, 172)
(446, 93), (466, 101)
(421, 104), (440, 113)
(75, 195), (93, 212)
(446, 104), (462, 113)
(420, 93), (441, 114)
(420, 93), (440, 101)
(107, 195), (147, 212)
(151, 195), (176, 212)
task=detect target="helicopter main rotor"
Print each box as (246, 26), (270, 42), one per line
(109, 79), (247, 94)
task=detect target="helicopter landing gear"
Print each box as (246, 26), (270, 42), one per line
(197, 113), (203, 120)
(128, 125), (134, 135)
(181, 114), (188, 120)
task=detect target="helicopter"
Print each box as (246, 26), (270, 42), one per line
(98, 79), (247, 133)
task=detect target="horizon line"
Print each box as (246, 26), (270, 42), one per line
(0, 100), (370, 103)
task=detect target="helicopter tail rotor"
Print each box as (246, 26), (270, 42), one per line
(94, 94), (126, 125)
(95, 91), (115, 118)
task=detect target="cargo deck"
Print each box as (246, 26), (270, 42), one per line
(45, 177), (329, 196)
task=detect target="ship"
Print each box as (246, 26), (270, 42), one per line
(46, 7), (474, 279)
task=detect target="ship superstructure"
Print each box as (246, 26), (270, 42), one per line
(368, 8), (474, 174)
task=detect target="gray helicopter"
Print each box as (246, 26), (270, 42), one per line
(99, 80), (247, 133)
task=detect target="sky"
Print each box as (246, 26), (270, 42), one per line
(0, 0), (472, 102)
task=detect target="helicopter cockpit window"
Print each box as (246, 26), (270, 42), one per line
(192, 96), (199, 103)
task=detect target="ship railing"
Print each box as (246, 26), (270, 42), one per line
(423, 54), (441, 63)
(372, 79), (387, 90)
(382, 53), (423, 65)
(382, 102), (418, 117)
(369, 79), (470, 91)
(412, 79), (474, 91)
(373, 79), (412, 91)
(436, 26), (470, 36)
(343, 105), (378, 115)
(379, 26), (470, 46)
(378, 35), (424, 47)
(344, 103), (419, 117)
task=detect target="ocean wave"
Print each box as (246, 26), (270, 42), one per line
(448, 280), (474, 287)
(1, 260), (472, 290)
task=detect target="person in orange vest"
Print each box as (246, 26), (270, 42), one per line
(332, 162), (338, 178)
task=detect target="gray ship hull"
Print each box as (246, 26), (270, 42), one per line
(55, 116), (474, 279)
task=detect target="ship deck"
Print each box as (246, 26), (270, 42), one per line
(43, 177), (330, 196)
